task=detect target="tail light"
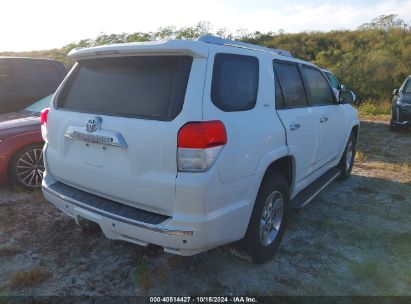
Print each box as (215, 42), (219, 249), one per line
(177, 121), (227, 172)
(40, 108), (49, 142)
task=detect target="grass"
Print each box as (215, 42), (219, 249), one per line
(9, 267), (51, 289)
(365, 161), (410, 173)
(136, 259), (151, 292)
(355, 151), (368, 162)
(358, 99), (391, 116)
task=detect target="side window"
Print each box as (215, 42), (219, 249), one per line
(325, 72), (340, 90)
(274, 71), (284, 109)
(274, 61), (307, 108)
(303, 67), (335, 106)
(403, 79), (411, 93)
(211, 53), (259, 112)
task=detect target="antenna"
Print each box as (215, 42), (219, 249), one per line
(198, 35), (292, 58)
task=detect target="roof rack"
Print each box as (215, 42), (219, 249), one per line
(198, 35), (293, 58)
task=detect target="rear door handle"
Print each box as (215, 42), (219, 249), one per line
(290, 123), (301, 131)
(320, 117), (329, 123)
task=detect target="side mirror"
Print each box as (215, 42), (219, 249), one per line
(393, 88), (399, 96)
(339, 90), (356, 104)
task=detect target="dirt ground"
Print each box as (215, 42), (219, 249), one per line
(0, 120), (410, 296)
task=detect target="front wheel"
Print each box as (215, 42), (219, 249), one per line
(338, 132), (357, 180)
(389, 120), (398, 132)
(10, 144), (45, 190)
(232, 172), (289, 263)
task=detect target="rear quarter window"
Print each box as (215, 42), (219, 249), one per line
(211, 53), (259, 112)
(58, 56), (193, 121)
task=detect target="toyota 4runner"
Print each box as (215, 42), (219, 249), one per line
(41, 36), (359, 263)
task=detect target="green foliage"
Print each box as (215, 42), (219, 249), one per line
(1, 16), (410, 103)
(358, 99), (391, 116)
(243, 15), (411, 102)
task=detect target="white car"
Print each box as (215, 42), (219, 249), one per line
(41, 36), (359, 263)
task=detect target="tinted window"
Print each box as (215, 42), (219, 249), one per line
(274, 72), (284, 109)
(211, 54), (259, 112)
(13, 62), (62, 95)
(274, 62), (307, 108)
(0, 64), (13, 94)
(403, 79), (411, 93)
(325, 72), (340, 89)
(304, 67), (335, 105)
(58, 56), (193, 121)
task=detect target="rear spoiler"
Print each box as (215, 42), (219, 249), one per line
(68, 40), (208, 61)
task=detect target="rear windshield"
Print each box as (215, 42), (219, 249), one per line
(58, 56), (193, 121)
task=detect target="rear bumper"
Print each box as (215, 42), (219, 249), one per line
(42, 170), (256, 256)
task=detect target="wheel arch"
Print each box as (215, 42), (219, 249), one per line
(261, 156), (294, 189)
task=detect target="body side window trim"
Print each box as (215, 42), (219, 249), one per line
(274, 70), (285, 109)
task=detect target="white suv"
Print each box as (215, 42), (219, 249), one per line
(41, 36), (359, 263)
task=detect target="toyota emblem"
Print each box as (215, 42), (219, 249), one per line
(86, 117), (102, 133)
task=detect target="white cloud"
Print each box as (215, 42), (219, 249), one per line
(0, 0), (410, 51)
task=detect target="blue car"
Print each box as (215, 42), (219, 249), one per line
(390, 75), (411, 131)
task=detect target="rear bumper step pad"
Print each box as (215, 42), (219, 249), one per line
(46, 181), (170, 225)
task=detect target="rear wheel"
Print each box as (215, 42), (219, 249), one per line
(10, 144), (45, 191)
(232, 172), (289, 263)
(338, 132), (357, 180)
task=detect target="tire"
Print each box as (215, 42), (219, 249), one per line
(9, 144), (45, 191)
(232, 172), (289, 264)
(338, 132), (357, 180)
(389, 120), (398, 132)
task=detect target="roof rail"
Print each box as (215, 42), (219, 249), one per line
(198, 35), (293, 58)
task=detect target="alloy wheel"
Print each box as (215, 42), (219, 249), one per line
(15, 148), (44, 189)
(259, 191), (284, 247)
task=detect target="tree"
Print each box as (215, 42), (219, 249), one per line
(358, 14), (409, 31)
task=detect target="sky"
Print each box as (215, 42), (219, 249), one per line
(1, 0), (410, 52)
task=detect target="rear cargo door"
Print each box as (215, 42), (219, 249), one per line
(46, 55), (205, 215)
